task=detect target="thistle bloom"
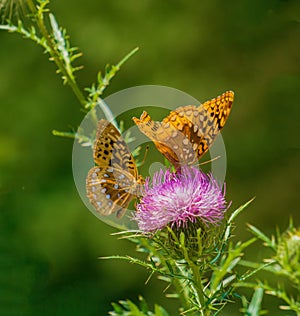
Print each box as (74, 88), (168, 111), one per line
(134, 166), (228, 233)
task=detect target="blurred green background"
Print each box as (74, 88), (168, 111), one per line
(0, 0), (299, 315)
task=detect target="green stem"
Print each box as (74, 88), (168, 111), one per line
(167, 260), (191, 312)
(91, 47), (139, 106)
(26, 0), (86, 107)
(183, 253), (208, 315)
(190, 262), (206, 311)
(210, 238), (256, 291)
(139, 238), (191, 312)
(174, 232), (206, 314)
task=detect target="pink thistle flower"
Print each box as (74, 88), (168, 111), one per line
(133, 166), (228, 233)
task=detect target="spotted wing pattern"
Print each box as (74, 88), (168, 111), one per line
(132, 91), (234, 169)
(86, 120), (144, 218)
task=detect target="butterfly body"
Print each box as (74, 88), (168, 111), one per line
(86, 120), (144, 218)
(133, 91), (234, 169)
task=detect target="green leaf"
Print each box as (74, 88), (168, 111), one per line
(138, 296), (149, 313)
(223, 198), (255, 242)
(85, 47), (139, 110)
(247, 224), (276, 250)
(154, 304), (169, 316)
(246, 287), (264, 316)
(109, 297), (169, 316)
(227, 197), (255, 225)
(126, 300), (145, 315)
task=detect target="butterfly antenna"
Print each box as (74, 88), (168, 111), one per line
(139, 145), (149, 167)
(199, 155), (221, 166)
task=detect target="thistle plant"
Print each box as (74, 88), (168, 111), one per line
(108, 202), (300, 315)
(1, 1), (299, 315)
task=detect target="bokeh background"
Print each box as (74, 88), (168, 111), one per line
(0, 0), (299, 315)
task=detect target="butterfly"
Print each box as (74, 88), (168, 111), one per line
(86, 119), (144, 218)
(133, 91), (234, 170)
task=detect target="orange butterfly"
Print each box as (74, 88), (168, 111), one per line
(133, 91), (234, 170)
(86, 120), (144, 218)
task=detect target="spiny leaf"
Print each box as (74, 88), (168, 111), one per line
(109, 296), (169, 316)
(85, 47), (139, 110)
(246, 287), (265, 315)
(247, 224), (276, 250)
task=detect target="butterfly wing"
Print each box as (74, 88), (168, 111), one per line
(167, 90), (234, 161)
(193, 90), (234, 158)
(201, 90), (233, 129)
(86, 119), (143, 217)
(132, 112), (184, 167)
(133, 91), (234, 169)
(93, 119), (139, 179)
(86, 166), (139, 218)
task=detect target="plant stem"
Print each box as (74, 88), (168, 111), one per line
(26, 0), (86, 107)
(189, 261), (207, 315)
(180, 240), (207, 314)
(140, 238), (191, 312)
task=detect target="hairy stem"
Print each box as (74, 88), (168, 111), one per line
(26, 0), (86, 107)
